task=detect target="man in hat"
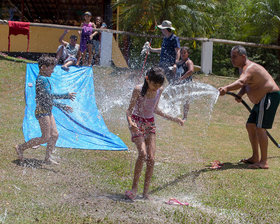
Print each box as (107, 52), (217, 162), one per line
(149, 20), (180, 83)
(56, 29), (81, 71)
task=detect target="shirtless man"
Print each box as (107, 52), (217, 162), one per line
(219, 45), (280, 169)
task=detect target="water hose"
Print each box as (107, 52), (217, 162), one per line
(226, 91), (280, 148)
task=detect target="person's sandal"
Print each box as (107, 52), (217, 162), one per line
(125, 190), (136, 201)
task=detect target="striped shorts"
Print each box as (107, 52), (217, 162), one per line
(247, 91), (280, 129)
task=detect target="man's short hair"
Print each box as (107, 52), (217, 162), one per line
(70, 35), (78, 40)
(38, 55), (57, 68)
(231, 45), (247, 56)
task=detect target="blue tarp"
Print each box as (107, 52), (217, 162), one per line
(23, 64), (127, 151)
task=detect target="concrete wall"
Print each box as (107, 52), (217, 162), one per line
(0, 24), (80, 52)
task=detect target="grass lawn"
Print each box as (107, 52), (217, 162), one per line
(1, 58), (280, 224)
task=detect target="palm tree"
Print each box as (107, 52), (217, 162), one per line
(112, 0), (216, 37)
(243, 0), (280, 46)
(242, 0), (280, 78)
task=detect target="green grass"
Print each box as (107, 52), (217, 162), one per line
(1, 57), (280, 223)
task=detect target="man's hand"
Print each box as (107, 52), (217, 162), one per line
(218, 87), (227, 96)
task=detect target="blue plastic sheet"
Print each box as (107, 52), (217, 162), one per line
(23, 64), (127, 151)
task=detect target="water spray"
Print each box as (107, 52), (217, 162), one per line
(140, 40), (152, 76)
(226, 91), (280, 148)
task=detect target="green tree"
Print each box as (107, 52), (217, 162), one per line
(242, 0), (280, 77)
(243, 0), (280, 45)
(113, 0), (216, 37)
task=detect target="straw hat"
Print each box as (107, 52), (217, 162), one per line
(157, 20), (175, 31)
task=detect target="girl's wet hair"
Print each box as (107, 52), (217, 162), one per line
(141, 67), (165, 96)
(38, 55), (57, 68)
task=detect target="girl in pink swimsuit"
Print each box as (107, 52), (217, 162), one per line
(78, 11), (95, 66)
(125, 67), (185, 200)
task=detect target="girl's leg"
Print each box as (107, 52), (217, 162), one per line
(81, 52), (86, 66)
(15, 116), (51, 161)
(143, 133), (156, 199)
(183, 100), (190, 121)
(131, 137), (147, 196)
(44, 115), (59, 163)
(87, 44), (93, 66)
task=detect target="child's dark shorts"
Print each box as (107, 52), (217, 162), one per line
(129, 114), (156, 142)
(247, 91), (280, 129)
(35, 106), (51, 119)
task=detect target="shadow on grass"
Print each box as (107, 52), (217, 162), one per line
(105, 193), (136, 203)
(103, 162), (251, 203)
(12, 158), (58, 173)
(150, 162), (250, 194)
(95, 193), (136, 204)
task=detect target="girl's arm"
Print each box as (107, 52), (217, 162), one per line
(180, 59), (194, 80)
(126, 86), (140, 128)
(154, 89), (184, 126)
(78, 23), (83, 35)
(90, 23), (97, 40)
(154, 107), (184, 126)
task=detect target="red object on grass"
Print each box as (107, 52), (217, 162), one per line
(210, 160), (224, 169)
(8, 21), (30, 52)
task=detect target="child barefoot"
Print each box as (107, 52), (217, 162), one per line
(125, 67), (184, 200)
(78, 11), (95, 66)
(15, 55), (76, 164)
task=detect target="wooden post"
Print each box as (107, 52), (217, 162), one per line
(21, 0), (24, 21)
(116, 2), (119, 43)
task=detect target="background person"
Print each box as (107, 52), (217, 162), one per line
(148, 20), (180, 83)
(91, 16), (107, 65)
(56, 29), (80, 71)
(173, 46), (194, 120)
(78, 11), (95, 66)
(219, 45), (280, 169)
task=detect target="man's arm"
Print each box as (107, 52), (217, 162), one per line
(175, 47), (180, 64)
(219, 73), (250, 96)
(149, 47), (161, 53)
